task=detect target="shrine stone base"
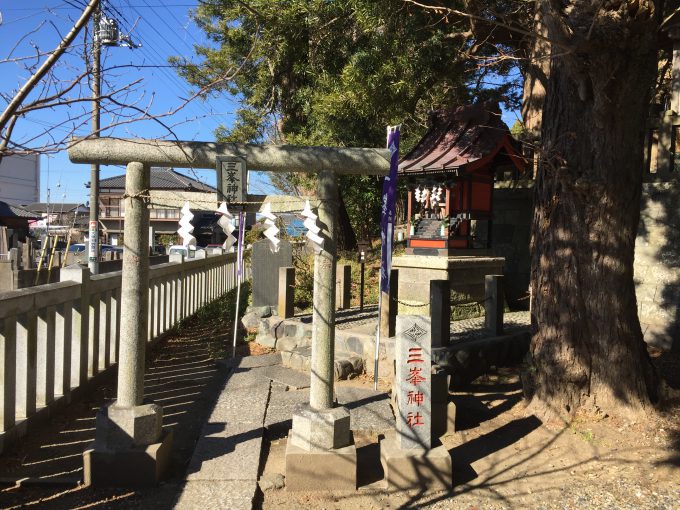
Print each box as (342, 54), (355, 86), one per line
(285, 404), (357, 491)
(380, 436), (452, 491)
(285, 439), (357, 491)
(82, 430), (173, 487)
(392, 254), (504, 315)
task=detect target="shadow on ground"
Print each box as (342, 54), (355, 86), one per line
(0, 287), (249, 510)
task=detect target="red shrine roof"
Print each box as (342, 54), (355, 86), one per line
(399, 102), (524, 176)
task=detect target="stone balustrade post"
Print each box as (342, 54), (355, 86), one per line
(60, 265), (90, 388)
(484, 274), (504, 335)
(336, 264), (351, 310)
(0, 318), (17, 431)
(36, 305), (56, 407)
(278, 267), (295, 319)
(430, 280), (451, 348)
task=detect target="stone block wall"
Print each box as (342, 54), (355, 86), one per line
(635, 182), (680, 350)
(490, 180), (680, 350)
(490, 182), (534, 308)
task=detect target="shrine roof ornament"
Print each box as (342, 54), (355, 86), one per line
(398, 102), (524, 176)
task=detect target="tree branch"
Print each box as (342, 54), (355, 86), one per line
(0, 0), (98, 137)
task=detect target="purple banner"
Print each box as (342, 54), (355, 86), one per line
(380, 126), (400, 294)
(237, 211), (246, 276)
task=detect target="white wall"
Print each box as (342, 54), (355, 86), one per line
(0, 154), (40, 206)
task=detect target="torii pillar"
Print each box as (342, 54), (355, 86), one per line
(68, 138), (389, 488)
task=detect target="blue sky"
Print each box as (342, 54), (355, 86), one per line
(0, 0), (278, 205)
(1, 1), (520, 207)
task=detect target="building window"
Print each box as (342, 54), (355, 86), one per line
(101, 196), (125, 217)
(149, 208), (179, 219)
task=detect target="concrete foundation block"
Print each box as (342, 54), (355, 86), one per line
(289, 404), (351, 451)
(83, 429), (173, 487)
(95, 402), (163, 449)
(380, 436), (452, 491)
(285, 438), (357, 491)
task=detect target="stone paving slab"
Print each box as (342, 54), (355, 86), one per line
(174, 480), (257, 510)
(186, 422), (264, 482)
(258, 364), (311, 389)
(336, 387), (395, 433)
(264, 387), (309, 433)
(225, 352), (282, 369)
(264, 384), (395, 435)
(179, 360), (273, 509)
(212, 387), (270, 426)
(449, 311), (529, 342)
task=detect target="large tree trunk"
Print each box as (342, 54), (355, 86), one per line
(529, 0), (661, 420)
(520, 1), (550, 140)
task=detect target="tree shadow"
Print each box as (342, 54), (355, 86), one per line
(450, 415), (543, 485)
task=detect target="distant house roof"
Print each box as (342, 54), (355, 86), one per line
(0, 201), (39, 219)
(398, 102), (524, 176)
(98, 167), (216, 192)
(25, 202), (85, 214)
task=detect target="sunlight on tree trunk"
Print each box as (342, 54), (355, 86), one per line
(528, 0), (661, 421)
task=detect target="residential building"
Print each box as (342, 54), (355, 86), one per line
(0, 201), (39, 249)
(0, 154), (40, 206)
(25, 202), (89, 239)
(97, 167), (218, 246)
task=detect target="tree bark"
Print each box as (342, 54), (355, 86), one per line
(337, 191), (358, 252)
(529, 0), (661, 420)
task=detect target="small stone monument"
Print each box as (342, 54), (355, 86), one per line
(251, 239), (293, 308)
(380, 315), (452, 490)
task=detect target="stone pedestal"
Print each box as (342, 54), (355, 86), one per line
(380, 436), (452, 491)
(285, 404), (357, 491)
(83, 402), (172, 487)
(392, 255), (504, 315)
(83, 430), (173, 487)
(285, 440), (357, 491)
(380, 315), (452, 491)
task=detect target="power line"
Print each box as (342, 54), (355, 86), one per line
(138, 0), (198, 53)
(105, 0), (225, 125)
(3, 4), (198, 10)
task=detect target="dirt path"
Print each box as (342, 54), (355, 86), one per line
(259, 361), (680, 510)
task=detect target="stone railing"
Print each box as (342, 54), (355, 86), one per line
(0, 252), (244, 453)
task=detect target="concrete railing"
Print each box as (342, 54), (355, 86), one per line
(0, 252), (245, 453)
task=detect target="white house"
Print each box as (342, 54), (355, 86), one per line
(0, 154), (40, 206)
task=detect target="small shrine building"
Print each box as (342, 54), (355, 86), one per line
(399, 102), (525, 256)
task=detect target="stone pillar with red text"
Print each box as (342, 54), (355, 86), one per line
(380, 315), (452, 490)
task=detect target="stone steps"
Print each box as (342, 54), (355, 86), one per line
(280, 346), (364, 381)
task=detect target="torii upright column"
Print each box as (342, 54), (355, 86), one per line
(84, 161), (172, 487)
(285, 170), (357, 491)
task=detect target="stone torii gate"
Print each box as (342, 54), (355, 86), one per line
(68, 137), (389, 487)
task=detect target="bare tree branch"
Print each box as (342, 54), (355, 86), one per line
(0, 0), (99, 152)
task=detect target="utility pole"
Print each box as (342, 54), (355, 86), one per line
(88, 0), (101, 274)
